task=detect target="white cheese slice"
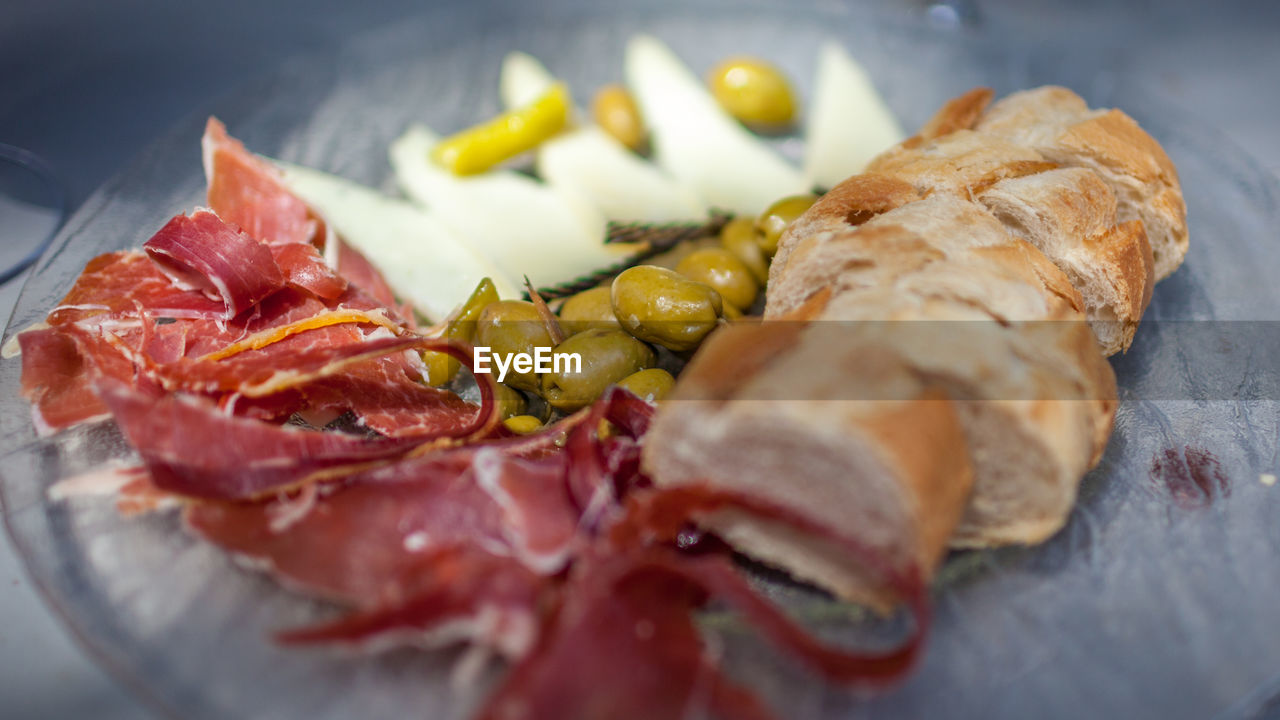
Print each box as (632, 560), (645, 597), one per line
(624, 35), (808, 216)
(499, 51), (706, 223)
(389, 125), (629, 290)
(500, 51), (557, 110)
(803, 41), (906, 190)
(277, 162), (518, 322)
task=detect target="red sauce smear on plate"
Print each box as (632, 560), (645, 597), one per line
(1150, 446), (1229, 509)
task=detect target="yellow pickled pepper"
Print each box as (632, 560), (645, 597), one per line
(432, 82), (571, 175)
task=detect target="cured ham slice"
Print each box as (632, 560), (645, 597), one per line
(275, 547), (544, 660)
(18, 327), (112, 435)
(98, 380), (427, 500)
(298, 361), (482, 439)
(47, 251), (226, 327)
(204, 119), (417, 322)
(94, 332), (497, 499)
(269, 242), (349, 301)
(478, 493), (929, 720)
(475, 550), (779, 720)
(143, 210), (284, 320)
(203, 118), (322, 249)
(187, 449), (577, 600)
(187, 334), (491, 439)
(184, 392), (650, 653)
(203, 118), (348, 301)
(186, 450), (583, 657)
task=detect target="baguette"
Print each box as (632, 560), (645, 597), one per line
(978, 169), (1153, 354)
(769, 192), (1117, 547)
(973, 86), (1186, 282)
(643, 85), (1186, 601)
(864, 94), (1169, 355)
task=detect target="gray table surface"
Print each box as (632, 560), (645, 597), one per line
(1, 1), (1277, 718)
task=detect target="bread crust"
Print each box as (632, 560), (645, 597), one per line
(911, 87), (994, 145)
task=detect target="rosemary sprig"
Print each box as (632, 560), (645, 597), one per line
(604, 209), (733, 246)
(527, 210), (734, 301)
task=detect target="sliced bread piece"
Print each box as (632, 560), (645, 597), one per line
(978, 168), (1154, 354)
(974, 86), (1187, 280)
(642, 318), (974, 608)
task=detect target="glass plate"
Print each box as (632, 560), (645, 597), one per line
(3, 2), (1280, 718)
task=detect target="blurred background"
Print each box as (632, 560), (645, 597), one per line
(1, 0), (1277, 717)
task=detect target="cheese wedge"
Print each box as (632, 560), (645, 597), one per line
(390, 125), (632, 290)
(624, 35), (808, 216)
(803, 42), (905, 189)
(278, 162), (518, 322)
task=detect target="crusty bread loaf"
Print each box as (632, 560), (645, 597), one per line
(978, 169), (1154, 354)
(887, 86), (1185, 286)
(767, 193), (1116, 547)
(643, 85), (1181, 602)
(641, 319), (974, 608)
(864, 92), (1168, 355)
(973, 86), (1187, 281)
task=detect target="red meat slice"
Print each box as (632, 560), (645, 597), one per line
(478, 544), (927, 720)
(275, 547), (545, 660)
(203, 117), (321, 249)
(268, 242), (348, 301)
(47, 251), (226, 327)
(186, 447), (578, 596)
(188, 445), (582, 656)
(475, 550), (778, 720)
(203, 118), (347, 301)
(143, 210), (284, 319)
(97, 380), (426, 500)
(298, 359), (480, 439)
(18, 327), (112, 435)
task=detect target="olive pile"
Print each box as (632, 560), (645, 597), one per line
(425, 191), (819, 434)
(424, 54), (819, 434)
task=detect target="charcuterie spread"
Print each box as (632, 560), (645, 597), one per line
(11, 35), (1186, 720)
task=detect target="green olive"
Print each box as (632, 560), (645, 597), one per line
(425, 277), (499, 386)
(675, 247), (760, 312)
(558, 286), (620, 337)
(503, 415), (544, 434)
(615, 368), (676, 404)
(719, 217), (770, 285)
(592, 84), (647, 152)
(474, 300), (554, 392)
(540, 329), (656, 412)
(706, 57), (796, 129)
(610, 265), (724, 352)
(493, 383), (528, 421)
(756, 194), (818, 258)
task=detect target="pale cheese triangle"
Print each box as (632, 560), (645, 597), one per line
(277, 161), (518, 322)
(803, 41), (905, 189)
(624, 35), (808, 216)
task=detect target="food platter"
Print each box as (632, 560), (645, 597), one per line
(3, 3), (1280, 718)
